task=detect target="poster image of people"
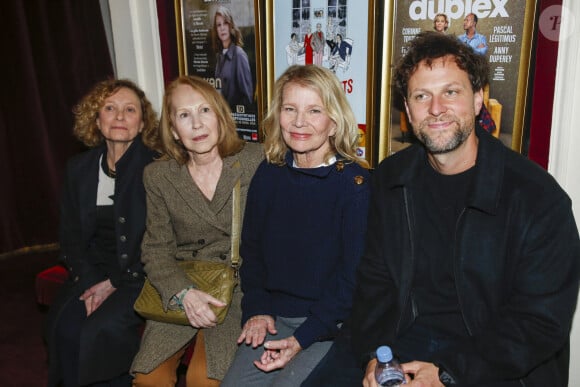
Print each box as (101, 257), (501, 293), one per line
(180, 0), (259, 142)
(274, 0), (370, 160)
(387, 0), (535, 155)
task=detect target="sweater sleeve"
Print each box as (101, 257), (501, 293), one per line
(239, 161), (274, 323)
(293, 166), (371, 349)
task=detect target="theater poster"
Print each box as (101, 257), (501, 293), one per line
(176, 0), (264, 142)
(266, 0), (380, 165)
(379, 0), (537, 159)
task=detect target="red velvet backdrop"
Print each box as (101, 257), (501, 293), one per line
(527, 0), (561, 169)
(0, 1), (114, 254)
(156, 0), (180, 85)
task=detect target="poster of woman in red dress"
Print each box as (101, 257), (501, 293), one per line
(304, 25), (313, 64)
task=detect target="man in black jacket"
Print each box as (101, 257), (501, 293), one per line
(303, 31), (579, 386)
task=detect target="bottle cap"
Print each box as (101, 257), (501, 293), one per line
(376, 345), (393, 362)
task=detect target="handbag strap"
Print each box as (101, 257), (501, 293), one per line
(230, 179), (241, 277)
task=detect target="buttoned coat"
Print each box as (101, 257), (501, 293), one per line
(131, 142), (263, 380)
(46, 135), (157, 386)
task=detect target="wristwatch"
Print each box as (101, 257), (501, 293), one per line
(438, 366), (455, 386)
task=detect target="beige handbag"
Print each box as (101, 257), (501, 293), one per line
(134, 180), (241, 325)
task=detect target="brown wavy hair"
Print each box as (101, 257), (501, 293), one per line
(158, 75), (244, 165)
(72, 78), (160, 150)
(263, 65), (368, 168)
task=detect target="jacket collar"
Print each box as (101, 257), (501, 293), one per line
(389, 125), (505, 215)
(164, 149), (244, 232)
(283, 151), (338, 178)
(223, 45), (237, 60)
(468, 125), (505, 215)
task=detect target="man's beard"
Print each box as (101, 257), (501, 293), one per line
(414, 115), (473, 154)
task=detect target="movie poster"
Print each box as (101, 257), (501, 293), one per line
(389, 0), (533, 153)
(272, 0), (370, 160)
(180, 0), (259, 142)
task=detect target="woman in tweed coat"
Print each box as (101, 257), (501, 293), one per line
(131, 75), (263, 386)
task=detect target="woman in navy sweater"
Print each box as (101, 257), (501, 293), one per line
(222, 65), (370, 386)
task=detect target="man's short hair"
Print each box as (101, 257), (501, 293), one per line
(393, 31), (489, 99)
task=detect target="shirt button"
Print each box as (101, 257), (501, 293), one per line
(219, 253), (228, 260)
(118, 217), (126, 223)
(197, 239), (205, 245)
(120, 254), (128, 259)
(120, 235), (127, 242)
(192, 250), (198, 257)
(132, 272), (139, 278)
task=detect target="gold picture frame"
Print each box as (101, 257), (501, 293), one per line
(378, 1), (538, 160)
(265, 0), (379, 166)
(175, 0), (265, 142)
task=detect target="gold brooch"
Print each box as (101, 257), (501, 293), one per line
(354, 175), (364, 185)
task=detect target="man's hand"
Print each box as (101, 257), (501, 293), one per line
(253, 335), (302, 372)
(363, 358), (379, 387)
(402, 361), (444, 386)
(79, 279), (116, 316)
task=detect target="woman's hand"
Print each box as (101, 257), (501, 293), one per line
(237, 315), (277, 348)
(79, 279), (116, 316)
(181, 288), (226, 328)
(253, 335), (302, 372)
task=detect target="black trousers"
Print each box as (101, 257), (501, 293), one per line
(45, 280), (143, 387)
(301, 334), (364, 387)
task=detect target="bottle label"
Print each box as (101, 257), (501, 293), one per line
(376, 368), (405, 386)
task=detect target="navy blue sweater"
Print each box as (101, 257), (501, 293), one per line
(240, 153), (370, 349)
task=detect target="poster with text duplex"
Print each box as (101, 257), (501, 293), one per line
(390, 0), (533, 152)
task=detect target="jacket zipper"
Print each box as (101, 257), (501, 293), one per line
(397, 187), (416, 333)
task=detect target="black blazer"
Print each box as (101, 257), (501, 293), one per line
(46, 135), (157, 386)
(59, 135), (156, 290)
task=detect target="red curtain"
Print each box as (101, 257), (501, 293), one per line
(0, 0), (114, 254)
(156, 0), (180, 85)
(527, 0), (561, 169)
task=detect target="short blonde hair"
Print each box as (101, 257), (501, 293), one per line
(263, 65), (368, 168)
(72, 78), (160, 150)
(433, 13), (449, 31)
(159, 75), (244, 165)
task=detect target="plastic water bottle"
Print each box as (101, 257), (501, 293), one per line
(375, 345), (405, 386)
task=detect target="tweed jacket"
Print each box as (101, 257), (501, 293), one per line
(131, 142), (263, 380)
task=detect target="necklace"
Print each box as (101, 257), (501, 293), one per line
(101, 154), (116, 179)
(106, 166), (116, 179)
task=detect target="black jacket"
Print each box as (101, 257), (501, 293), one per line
(59, 135), (155, 289)
(351, 127), (580, 386)
(46, 135), (157, 385)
